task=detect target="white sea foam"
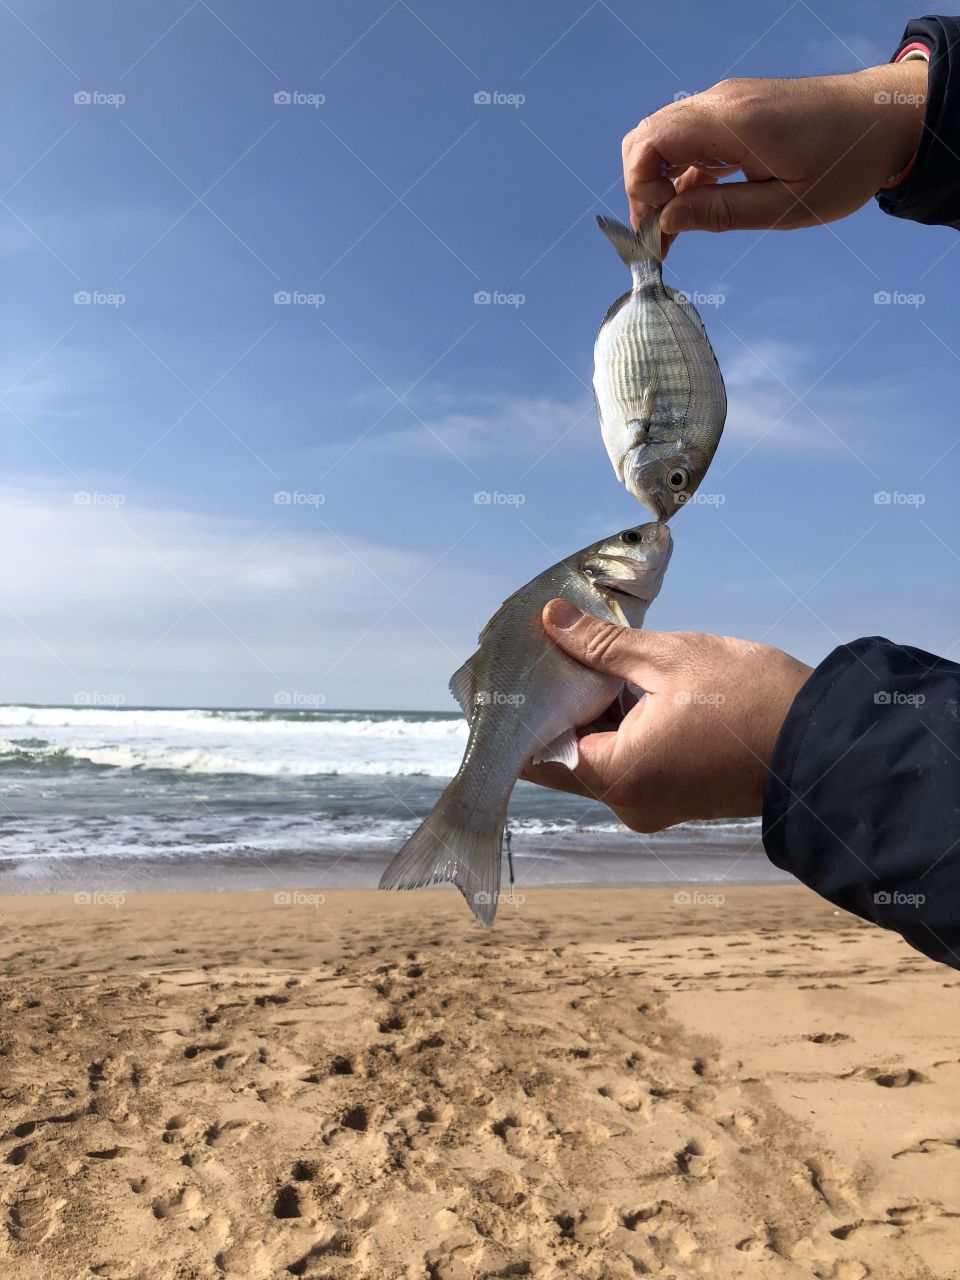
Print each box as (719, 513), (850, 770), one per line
(0, 704), (468, 778)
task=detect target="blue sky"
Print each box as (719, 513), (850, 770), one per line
(3, 0), (958, 708)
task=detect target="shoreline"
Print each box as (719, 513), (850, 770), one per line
(0, 835), (788, 897)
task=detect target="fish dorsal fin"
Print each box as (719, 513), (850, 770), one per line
(664, 286), (726, 388)
(476, 592), (521, 647)
(449, 590), (523, 713)
(664, 285), (708, 337)
(448, 652), (481, 718)
(531, 727), (579, 769)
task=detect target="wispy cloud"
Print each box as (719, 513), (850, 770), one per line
(384, 390), (594, 457)
(0, 487), (493, 708)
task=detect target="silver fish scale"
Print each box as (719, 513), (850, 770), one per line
(599, 290), (727, 471)
(453, 559), (620, 811)
(594, 284), (722, 456)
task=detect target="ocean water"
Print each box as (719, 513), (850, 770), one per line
(0, 705), (786, 894)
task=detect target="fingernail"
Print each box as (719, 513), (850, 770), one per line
(663, 203), (692, 232)
(545, 599), (582, 629)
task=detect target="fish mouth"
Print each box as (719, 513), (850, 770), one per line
(596, 573), (658, 605)
(623, 475), (666, 521)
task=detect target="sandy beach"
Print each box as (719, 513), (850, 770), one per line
(0, 884), (957, 1279)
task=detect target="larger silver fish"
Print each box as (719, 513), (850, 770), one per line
(593, 213), (726, 519)
(379, 521), (673, 927)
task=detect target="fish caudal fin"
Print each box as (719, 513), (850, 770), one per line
(378, 794), (506, 928)
(596, 212), (662, 273)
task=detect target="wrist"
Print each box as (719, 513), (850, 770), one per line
(858, 60), (927, 181)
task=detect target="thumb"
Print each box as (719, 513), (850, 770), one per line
(542, 600), (664, 687)
(660, 178), (804, 234)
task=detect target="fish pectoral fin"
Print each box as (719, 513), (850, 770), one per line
(639, 355), (660, 426)
(531, 727), (579, 769)
(621, 357), (661, 449)
(448, 654), (480, 717)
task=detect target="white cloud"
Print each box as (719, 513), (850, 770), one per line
(0, 488), (495, 709)
(718, 339), (902, 458)
(381, 391), (595, 458)
(722, 338), (806, 390)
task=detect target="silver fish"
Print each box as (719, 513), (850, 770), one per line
(593, 213), (726, 519)
(379, 521), (673, 927)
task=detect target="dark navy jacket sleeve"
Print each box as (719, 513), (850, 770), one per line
(763, 638), (960, 969)
(876, 16), (960, 228)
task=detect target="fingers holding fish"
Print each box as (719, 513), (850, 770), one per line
(523, 631), (814, 836)
(624, 69), (929, 237)
(541, 601), (677, 690)
(621, 88), (752, 229)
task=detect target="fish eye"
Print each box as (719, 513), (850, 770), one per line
(667, 466), (689, 491)
(620, 529), (642, 544)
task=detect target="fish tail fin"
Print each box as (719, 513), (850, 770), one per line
(378, 784), (507, 928)
(596, 212), (662, 274)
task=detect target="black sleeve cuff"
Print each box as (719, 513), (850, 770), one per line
(876, 16), (960, 228)
(763, 636), (960, 969)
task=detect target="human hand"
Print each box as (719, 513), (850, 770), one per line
(622, 61), (928, 246)
(521, 601), (813, 832)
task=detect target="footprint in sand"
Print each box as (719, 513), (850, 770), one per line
(675, 1137), (719, 1180)
(285, 1226), (371, 1275)
(848, 1066), (930, 1088)
(892, 1135), (960, 1158)
(814, 1263), (869, 1280)
(151, 1184), (206, 1224)
(596, 1078), (651, 1115)
(7, 1187), (66, 1245)
(802, 1155), (858, 1213)
(831, 1201), (939, 1241)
